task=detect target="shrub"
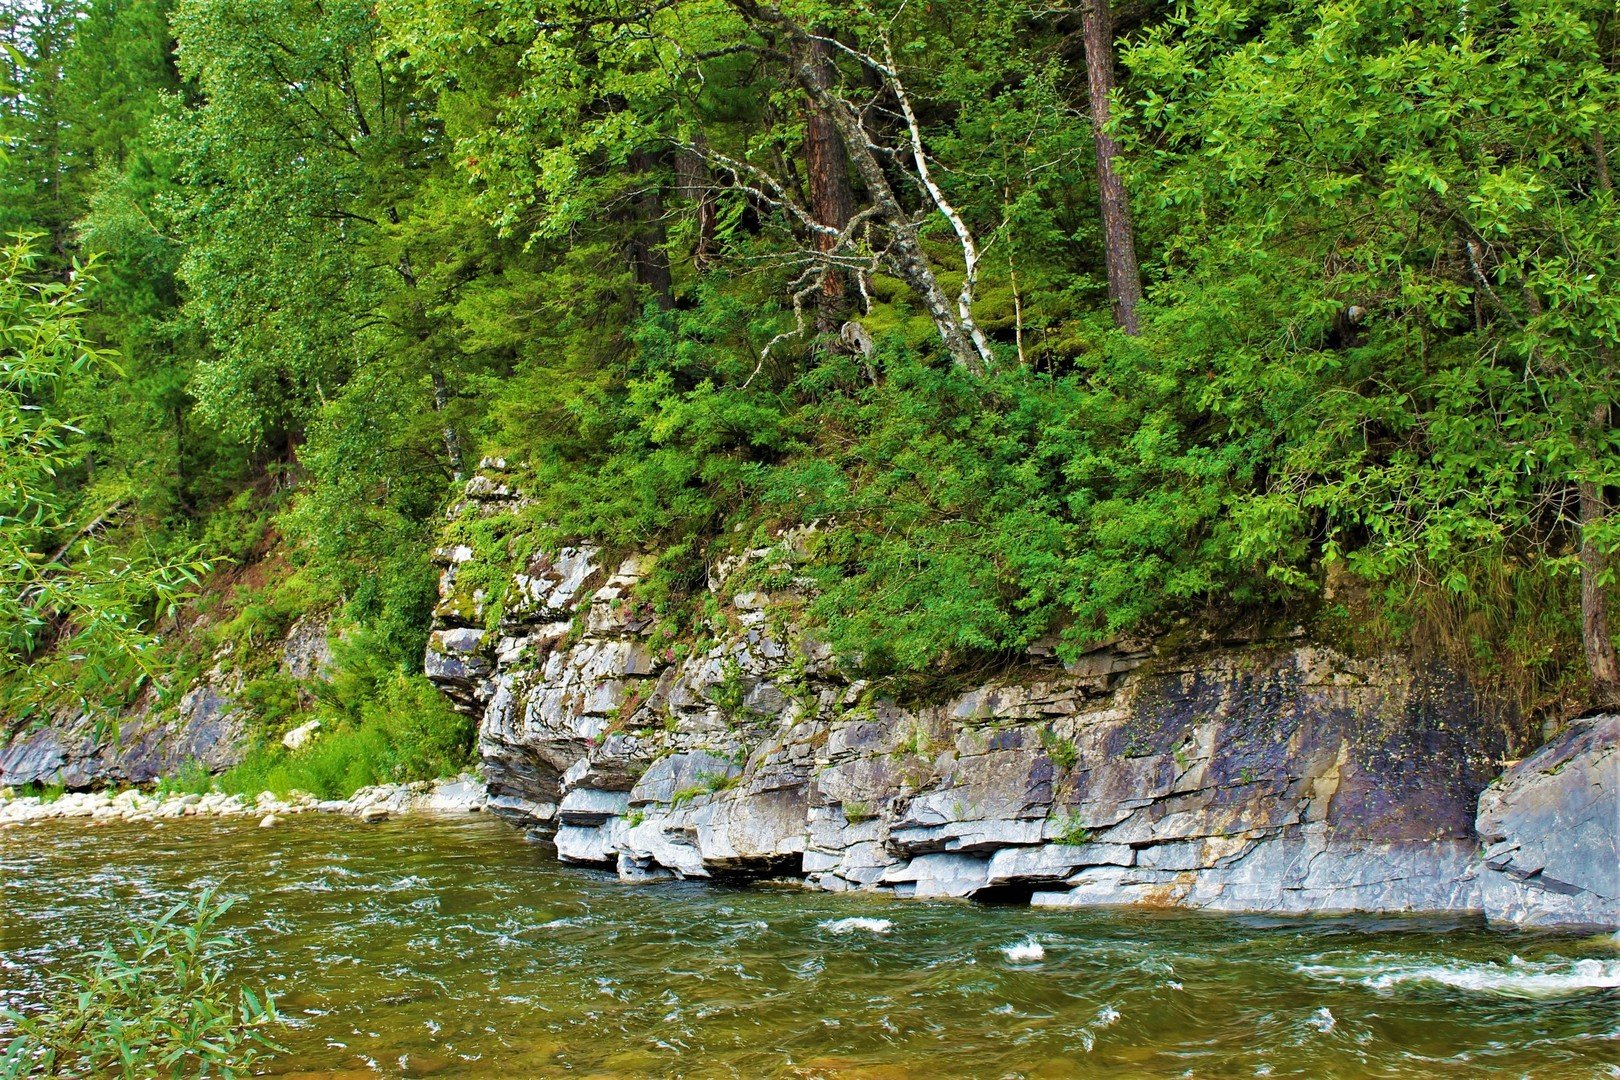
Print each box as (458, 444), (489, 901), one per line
(0, 888), (281, 1079)
(1038, 726), (1080, 771)
(214, 630), (474, 800)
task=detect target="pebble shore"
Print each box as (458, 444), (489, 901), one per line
(0, 774), (486, 828)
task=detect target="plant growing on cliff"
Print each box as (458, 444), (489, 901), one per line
(703, 770), (741, 795)
(1038, 727), (1080, 772)
(890, 722), (940, 762)
(708, 658), (750, 722)
(842, 799), (875, 824)
(0, 888), (281, 1079)
(1052, 812), (1095, 847)
(671, 769), (741, 807)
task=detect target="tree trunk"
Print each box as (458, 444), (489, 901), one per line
(433, 369), (465, 481)
(627, 148), (675, 310)
(1582, 404), (1620, 709)
(788, 35), (983, 371)
(1081, 0), (1143, 335)
(675, 143), (718, 271)
(722, 0), (986, 372)
(803, 31), (856, 329)
(817, 90), (980, 371)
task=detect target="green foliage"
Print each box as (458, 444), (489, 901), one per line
(0, 888), (281, 1079)
(1112, 0), (1619, 709)
(890, 722), (938, 761)
(671, 769), (740, 807)
(212, 576), (322, 665)
(217, 634), (474, 799)
(707, 657), (748, 720)
(1038, 727), (1079, 772)
(0, 237), (207, 714)
(702, 770), (741, 794)
(4, 0), (1618, 746)
(1052, 812), (1094, 848)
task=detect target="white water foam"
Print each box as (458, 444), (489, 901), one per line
(1002, 938), (1046, 963)
(820, 916), (893, 935)
(1301, 954), (1620, 999)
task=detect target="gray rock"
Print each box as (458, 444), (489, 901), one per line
(880, 853), (991, 898)
(1, 676), (246, 789)
(0, 727), (66, 787)
(986, 842), (1134, 886)
(1474, 715), (1618, 929)
(558, 787), (630, 825)
(556, 818), (626, 865)
(282, 614), (333, 680)
(420, 494), (1620, 923)
(424, 628), (492, 687)
(282, 718), (322, 750)
(629, 752), (740, 807)
(426, 775), (488, 813)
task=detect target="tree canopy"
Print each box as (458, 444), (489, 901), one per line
(1, 0), (1615, 723)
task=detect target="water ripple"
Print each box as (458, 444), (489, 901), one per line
(3, 815), (1615, 1078)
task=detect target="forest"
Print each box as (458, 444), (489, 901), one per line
(3, 0), (1618, 777)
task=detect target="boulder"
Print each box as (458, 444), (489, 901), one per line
(1474, 714), (1618, 929)
(282, 719), (322, 750)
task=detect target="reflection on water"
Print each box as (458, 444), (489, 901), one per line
(3, 815), (1616, 1078)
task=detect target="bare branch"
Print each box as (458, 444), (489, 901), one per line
(877, 29), (995, 370)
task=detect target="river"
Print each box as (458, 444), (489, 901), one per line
(2, 814), (1616, 1077)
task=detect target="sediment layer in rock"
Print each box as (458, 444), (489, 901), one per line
(424, 466), (1617, 929)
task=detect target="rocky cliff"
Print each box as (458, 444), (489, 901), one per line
(426, 464), (1620, 929)
(0, 613), (330, 789)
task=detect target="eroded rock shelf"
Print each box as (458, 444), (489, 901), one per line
(426, 465), (1619, 930)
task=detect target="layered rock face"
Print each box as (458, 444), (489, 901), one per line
(0, 613), (331, 788)
(1, 677), (246, 788)
(423, 466), (1620, 924)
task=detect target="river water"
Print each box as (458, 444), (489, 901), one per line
(2, 814), (1616, 1078)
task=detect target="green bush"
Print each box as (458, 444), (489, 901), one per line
(0, 888), (281, 1079)
(216, 632), (474, 799)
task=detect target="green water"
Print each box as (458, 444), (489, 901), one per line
(2, 815), (1616, 1078)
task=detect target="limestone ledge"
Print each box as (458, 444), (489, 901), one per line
(424, 465), (1617, 930)
(0, 774), (486, 828)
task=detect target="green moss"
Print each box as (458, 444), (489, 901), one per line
(842, 799), (875, 824)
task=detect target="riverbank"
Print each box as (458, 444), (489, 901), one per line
(395, 466), (1620, 932)
(0, 773), (485, 828)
